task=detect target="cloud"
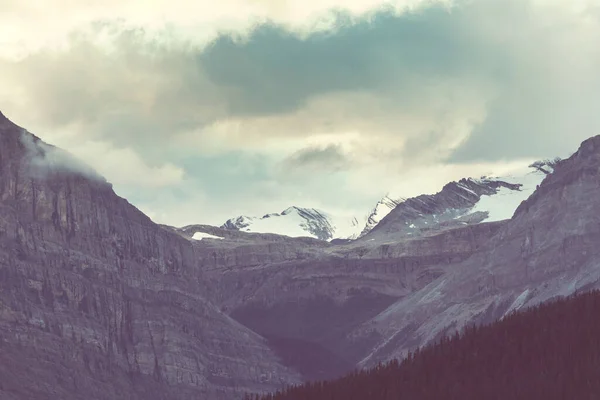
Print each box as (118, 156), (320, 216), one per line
(0, 0), (442, 59)
(1, 0), (599, 225)
(19, 130), (106, 182)
(65, 140), (185, 188)
(282, 144), (351, 173)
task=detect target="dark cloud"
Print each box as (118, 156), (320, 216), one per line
(199, 3), (512, 117)
(282, 144), (350, 172)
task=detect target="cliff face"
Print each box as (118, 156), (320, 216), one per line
(0, 113), (301, 400)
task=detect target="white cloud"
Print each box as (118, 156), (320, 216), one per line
(177, 86), (490, 168)
(65, 140), (185, 188)
(0, 0), (447, 58)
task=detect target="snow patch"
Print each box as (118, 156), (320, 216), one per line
(239, 209), (315, 238)
(192, 232), (224, 241)
(468, 169), (547, 222)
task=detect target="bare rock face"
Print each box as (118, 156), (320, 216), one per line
(352, 135), (600, 368)
(0, 114), (301, 399)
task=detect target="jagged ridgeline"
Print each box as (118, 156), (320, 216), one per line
(248, 290), (600, 400)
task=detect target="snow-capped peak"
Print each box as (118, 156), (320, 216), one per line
(529, 157), (561, 175)
(220, 159), (561, 242)
(365, 159), (560, 239)
(222, 206), (342, 241)
(359, 194), (403, 237)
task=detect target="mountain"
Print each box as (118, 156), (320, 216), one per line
(251, 290), (600, 400)
(221, 206), (364, 241)
(351, 136), (600, 368)
(0, 111), (301, 400)
(190, 138), (596, 384)
(4, 106), (600, 400)
(359, 194), (403, 237)
(361, 160), (558, 241)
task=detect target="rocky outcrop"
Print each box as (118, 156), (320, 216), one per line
(0, 113), (300, 399)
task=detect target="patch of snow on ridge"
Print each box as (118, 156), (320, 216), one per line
(192, 232), (224, 240)
(359, 194), (403, 236)
(237, 208), (314, 238)
(469, 166), (549, 222)
(222, 206), (368, 240)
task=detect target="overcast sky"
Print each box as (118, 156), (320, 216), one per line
(1, 0), (599, 226)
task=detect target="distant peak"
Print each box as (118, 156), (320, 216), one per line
(281, 206), (299, 215)
(529, 158), (561, 175)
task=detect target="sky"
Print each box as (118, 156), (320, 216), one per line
(1, 0), (599, 226)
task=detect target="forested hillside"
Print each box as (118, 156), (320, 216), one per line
(249, 290), (600, 400)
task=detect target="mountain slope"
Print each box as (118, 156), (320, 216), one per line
(0, 111), (300, 400)
(252, 290), (600, 400)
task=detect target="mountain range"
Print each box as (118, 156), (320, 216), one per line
(220, 159), (559, 241)
(1, 108), (599, 400)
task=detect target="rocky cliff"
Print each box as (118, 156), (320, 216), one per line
(0, 112), (301, 400)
